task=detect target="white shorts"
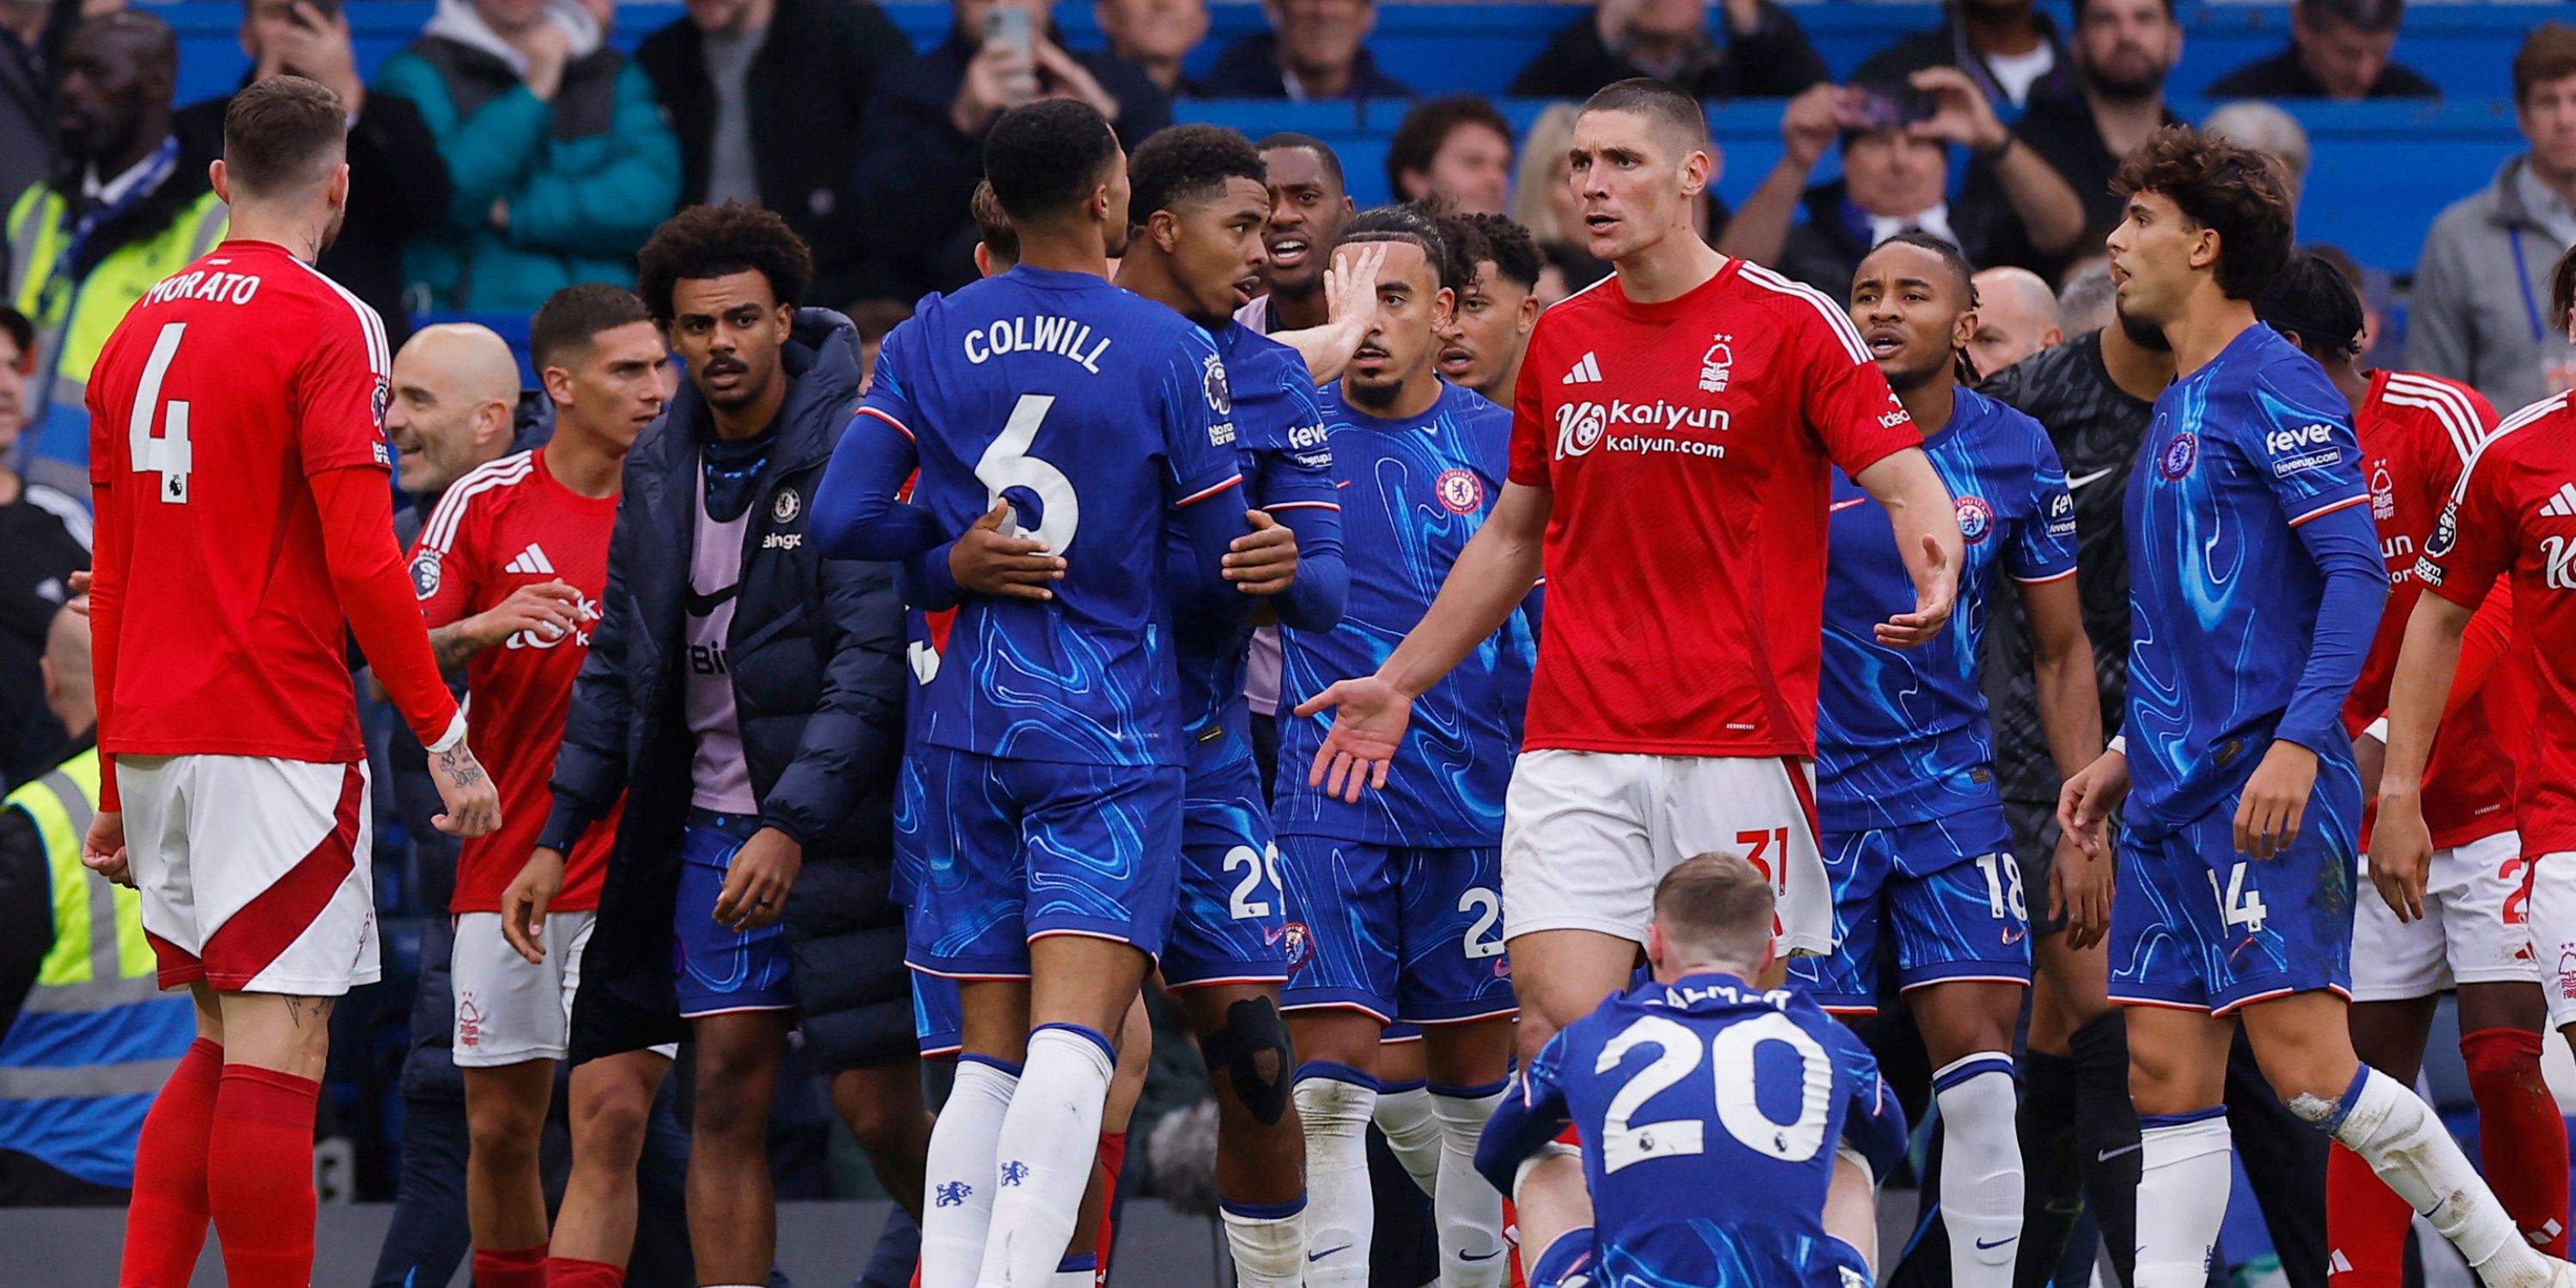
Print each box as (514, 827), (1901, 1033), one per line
(118, 754), (380, 996)
(1500, 750), (1831, 956)
(2350, 830), (2539, 1003)
(453, 910), (595, 1067)
(2519, 852), (2576, 1029)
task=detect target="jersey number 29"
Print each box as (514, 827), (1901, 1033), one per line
(1594, 1012), (1832, 1175)
(130, 322), (194, 502)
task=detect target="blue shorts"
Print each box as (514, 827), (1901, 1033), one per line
(674, 811), (796, 1018)
(2109, 758), (2362, 1014)
(1789, 805), (2032, 1012)
(1276, 835), (1516, 1025)
(894, 746), (1184, 977)
(912, 970), (962, 1058)
(1167, 757), (1292, 988)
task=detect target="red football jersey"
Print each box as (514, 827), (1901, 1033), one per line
(1507, 260), (1921, 756)
(2345, 370), (2515, 849)
(86, 240), (394, 763)
(2417, 392), (2576, 854)
(412, 449), (623, 912)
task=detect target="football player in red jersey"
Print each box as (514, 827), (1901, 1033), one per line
(405, 285), (671, 1288)
(2257, 254), (2569, 1285)
(80, 76), (500, 1288)
(1296, 76), (1961, 1273)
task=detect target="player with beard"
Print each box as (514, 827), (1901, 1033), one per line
(2253, 254), (2567, 1285)
(1236, 133), (1379, 384)
(1437, 214), (1546, 407)
(1978, 0), (2185, 267)
(2057, 125), (2569, 1288)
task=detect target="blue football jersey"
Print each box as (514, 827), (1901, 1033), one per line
(832, 266), (1245, 767)
(1171, 323), (1341, 778)
(1818, 389), (2078, 830)
(1478, 973), (1908, 1288)
(1273, 380), (1535, 847)
(2123, 324), (2387, 830)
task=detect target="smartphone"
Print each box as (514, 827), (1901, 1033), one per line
(1848, 82), (1935, 132)
(983, 6), (1032, 61)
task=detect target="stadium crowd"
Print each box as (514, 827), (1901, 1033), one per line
(8, 1), (2576, 1287)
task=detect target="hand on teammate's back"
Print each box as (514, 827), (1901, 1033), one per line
(951, 501), (1066, 600)
(1222, 510), (1299, 595)
(1295, 675), (1414, 802)
(501, 847), (568, 963)
(2048, 831), (2111, 947)
(428, 738), (503, 837)
(714, 827), (803, 931)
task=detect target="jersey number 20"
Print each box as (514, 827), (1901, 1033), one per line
(1595, 1012), (1832, 1175)
(130, 322), (194, 502)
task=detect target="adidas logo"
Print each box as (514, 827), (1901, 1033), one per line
(505, 544), (556, 575)
(1562, 351), (1602, 385)
(2543, 482), (2576, 519)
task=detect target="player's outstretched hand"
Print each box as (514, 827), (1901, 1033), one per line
(2057, 747), (2129, 858)
(2049, 830), (2111, 948)
(1294, 676), (1413, 802)
(81, 810), (131, 888)
(2367, 790), (2434, 923)
(1874, 534), (1956, 647)
(1224, 510), (1299, 596)
(2233, 739), (2317, 861)
(715, 827), (803, 932)
(428, 739), (503, 837)
(501, 848), (566, 964)
(953, 501), (1065, 601)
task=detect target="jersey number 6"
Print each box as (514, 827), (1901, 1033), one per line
(976, 394), (1080, 553)
(1595, 1012), (1832, 1176)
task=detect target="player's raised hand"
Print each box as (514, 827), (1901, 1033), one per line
(1321, 243), (1390, 351)
(715, 828), (803, 931)
(428, 738), (503, 837)
(2368, 790), (2434, 922)
(2057, 746), (2129, 857)
(81, 810), (131, 887)
(1224, 510), (1300, 596)
(2233, 739), (2318, 861)
(471, 580), (586, 646)
(501, 848), (567, 964)
(1874, 533), (1956, 647)
(2049, 830), (2111, 948)
(1295, 676), (1413, 802)
(951, 501), (1065, 601)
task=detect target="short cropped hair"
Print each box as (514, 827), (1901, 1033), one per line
(1579, 76), (1710, 150)
(2515, 23), (2576, 106)
(1130, 125), (1266, 227)
(970, 179), (1017, 267)
(1255, 132), (1347, 193)
(222, 75), (346, 197)
(2112, 125), (2296, 302)
(531, 284), (653, 372)
(1462, 213), (1542, 293)
(985, 100), (1121, 223)
(1652, 854), (1777, 970)
(634, 202), (815, 325)
(1871, 229), (1980, 305)
(1337, 204), (1460, 292)
(1385, 95), (1514, 199)
(2255, 252), (2366, 359)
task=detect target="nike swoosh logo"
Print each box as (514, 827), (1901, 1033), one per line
(1462, 1250), (1504, 1261)
(1309, 1246), (1352, 1262)
(1977, 1236), (2020, 1250)
(2097, 1143), (2142, 1161)
(683, 584), (738, 617)
(2067, 467), (2118, 491)
(1829, 498), (1868, 513)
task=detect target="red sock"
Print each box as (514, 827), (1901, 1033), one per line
(2327, 1141), (2411, 1287)
(1504, 1197), (1528, 1288)
(204, 1066), (321, 1288)
(545, 1255), (625, 1288)
(1092, 1130), (1127, 1282)
(2463, 1027), (2571, 1256)
(119, 1036), (223, 1287)
(471, 1242), (548, 1288)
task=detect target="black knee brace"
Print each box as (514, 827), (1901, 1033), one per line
(1200, 996), (1296, 1125)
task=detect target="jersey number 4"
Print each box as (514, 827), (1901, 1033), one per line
(130, 322), (194, 502)
(1595, 1012), (1832, 1176)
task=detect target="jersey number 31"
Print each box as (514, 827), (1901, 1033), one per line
(1595, 1012), (1832, 1175)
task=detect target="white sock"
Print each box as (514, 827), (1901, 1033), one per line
(1048, 1253), (1096, 1288)
(2300, 1066), (2554, 1286)
(1430, 1080), (1510, 1287)
(2135, 1110), (2233, 1288)
(1293, 1063), (1380, 1288)
(1376, 1080), (1442, 1197)
(922, 1056), (1018, 1288)
(975, 1025), (1115, 1288)
(1933, 1054), (2024, 1288)
(1220, 1196), (1308, 1288)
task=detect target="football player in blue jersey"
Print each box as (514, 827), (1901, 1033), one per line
(1271, 205), (1536, 1288)
(1477, 853), (1910, 1288)
(1801, 232), (2103, 1288)
(812, 100), (1260, 1288)
(2056, 126), (2573, 1288)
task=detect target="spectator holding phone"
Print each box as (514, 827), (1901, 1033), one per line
(1509, 0), (1826, 100)
(175, 0), (453, 346)
(1720, 74), (2085, 295)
